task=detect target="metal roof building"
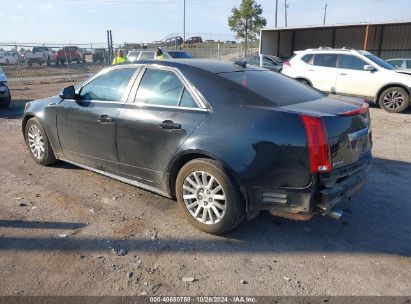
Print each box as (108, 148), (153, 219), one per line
(260, 21), (411, 59)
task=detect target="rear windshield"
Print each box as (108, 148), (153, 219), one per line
(220, 70), (324, 106)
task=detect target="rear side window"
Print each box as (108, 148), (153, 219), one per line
(135, 68), (198, 108)
(220, 70), (324, 106)
(301, 54), (313, 63)
(406, 60), (411, 68)
(340, 55), (368, 70)
(312, 54), (337, 68)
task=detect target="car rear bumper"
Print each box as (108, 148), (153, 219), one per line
(247, 154), (372, 216)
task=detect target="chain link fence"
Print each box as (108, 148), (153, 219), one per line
(0, 39), (259, 85)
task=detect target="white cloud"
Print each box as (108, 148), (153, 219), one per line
(39, 3), (53, 10)
(11, 16), (24, 21)
(0, 12), (4, 16)
(15, 4), (23, 9)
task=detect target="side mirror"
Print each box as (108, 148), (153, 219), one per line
(59, 85), (76, 100)
(364, 65), (375, 71)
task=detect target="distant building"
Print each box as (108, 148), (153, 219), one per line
(260, 20), (411, 59)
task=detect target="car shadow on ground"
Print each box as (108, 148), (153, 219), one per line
(0, 99), (30, 120)
(0, 158), (410, 257)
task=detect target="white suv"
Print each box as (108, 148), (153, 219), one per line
(282, 48), (411, 113)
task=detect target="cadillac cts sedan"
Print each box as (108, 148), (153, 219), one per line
(22, 59), (372, 234)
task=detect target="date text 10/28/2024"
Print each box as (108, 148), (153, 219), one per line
(149, 297), (257, 303)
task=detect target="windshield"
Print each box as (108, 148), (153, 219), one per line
(168, 52), (192, 58)
(220, 70), (325, 106)
(364, 54), (395, 70)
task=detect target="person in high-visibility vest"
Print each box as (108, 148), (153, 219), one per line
(112, 49), (128, 65)
(155, 48), (165, 60)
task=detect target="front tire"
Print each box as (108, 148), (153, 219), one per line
(176, 158), (244, 235)
(25, 118), (57, 166)
(379, 87), (410, 113)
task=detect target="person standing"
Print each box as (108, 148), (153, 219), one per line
(112, 49), (128, 65)
(155, 48), (165, 60)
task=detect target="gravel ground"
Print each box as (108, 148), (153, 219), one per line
(0, 82), (410, 296)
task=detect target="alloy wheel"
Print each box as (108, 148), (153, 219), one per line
(182, 171), (227, 225)
(383, 91), (404, 110)
(27, 125), (45, 160)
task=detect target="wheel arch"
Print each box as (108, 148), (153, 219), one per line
(166, 150), (248, 210)
(295, 77), (312, 86)
(22, 113), (36, 138)
(375, 83), (410, 105)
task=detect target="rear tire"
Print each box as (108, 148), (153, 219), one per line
(176, 158), (245, 235)
(379, 87), (410, 113)
(24, 117), (57, 166)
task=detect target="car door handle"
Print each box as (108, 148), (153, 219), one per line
(97, 114), (113, 123)
(159, 120), (181, 130)
(308, 69), (315, 71)
(339, 73), (347, 75)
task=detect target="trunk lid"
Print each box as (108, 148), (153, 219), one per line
(282, 96), (372, 170)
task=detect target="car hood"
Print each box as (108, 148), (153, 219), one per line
(395, 69), (411, 76)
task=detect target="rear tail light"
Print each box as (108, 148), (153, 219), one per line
(300, 115), (331, 173)
(338, 102), (369, 116)
(283, 61), (291, 67)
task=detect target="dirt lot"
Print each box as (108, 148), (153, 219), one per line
(0, 82), (410, 297)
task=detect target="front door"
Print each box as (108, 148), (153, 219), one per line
(335, 55), (379, 98)
(57, 67), (138, 173)
(305, 53), (338, 93)
(116, 67), (206, 188)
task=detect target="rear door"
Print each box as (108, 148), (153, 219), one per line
(335, 54), (380, 98)
(116, 66), (207, 188)
(57, 67), (139, 173)
(305, 53), (338, 93)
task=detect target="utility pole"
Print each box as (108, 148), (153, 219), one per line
(284, 0), (288, 27)
(275, 0), (278, 27)
(323, 4), (328, 25)
(183, 0), (186, 42)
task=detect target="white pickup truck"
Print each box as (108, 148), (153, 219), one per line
(26, 47), (54, 67)
(0, 67), (11, 108)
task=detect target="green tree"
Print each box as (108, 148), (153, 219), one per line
(228, 0), (267, 57)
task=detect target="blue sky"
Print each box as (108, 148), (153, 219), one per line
(1, 0), (411, 46)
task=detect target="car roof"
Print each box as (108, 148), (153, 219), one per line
(297, 48), (372, 56)
(116, 59), (266, 74)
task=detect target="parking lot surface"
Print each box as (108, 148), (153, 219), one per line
(0, 82), (410, 296)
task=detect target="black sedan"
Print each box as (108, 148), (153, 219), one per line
(22, 59), (372, 234)
(245, 54), (283, 72)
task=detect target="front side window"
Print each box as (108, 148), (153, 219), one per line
(135, 68), (197, 108)
(312, 54), (337, 68)
(406, 60), (411, 68)
(80, 68), (136, 101)
(340, 55), (368, 70)
(248, 56), (259, 65)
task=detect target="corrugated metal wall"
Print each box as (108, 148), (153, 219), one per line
(261, 22), (411, 59)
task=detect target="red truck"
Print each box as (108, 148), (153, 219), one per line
(52, 46), (85, 65)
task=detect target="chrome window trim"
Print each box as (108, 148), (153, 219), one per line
(131, 65), (211, 111)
